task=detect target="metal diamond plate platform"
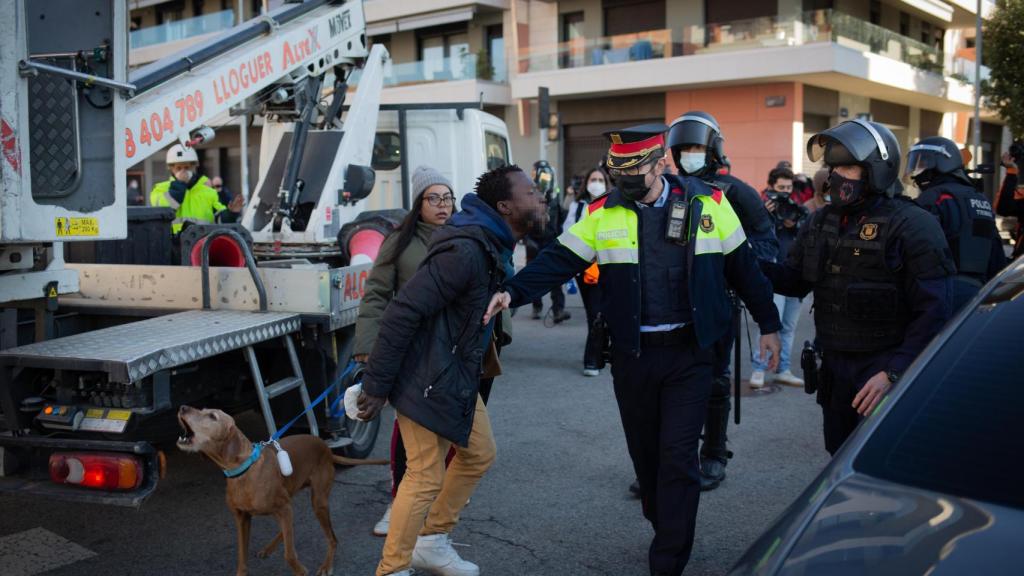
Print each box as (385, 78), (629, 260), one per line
(29, 59), (80, 196)
(0, 310), (302, 383)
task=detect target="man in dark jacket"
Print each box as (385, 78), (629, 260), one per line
(356, 165), (547, 576)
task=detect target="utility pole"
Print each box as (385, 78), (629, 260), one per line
(972, 0), (982, 168)
(538, 86), (549, 162)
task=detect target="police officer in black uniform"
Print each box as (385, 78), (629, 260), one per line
(908, 137), (1006, 310)
(762, 119), (956, 455)
(666, 111), (779, 491)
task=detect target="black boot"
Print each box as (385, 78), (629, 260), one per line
(700, 376), (733, 491)
(552, 308), (572, 323)
(629, 478), (641, 498)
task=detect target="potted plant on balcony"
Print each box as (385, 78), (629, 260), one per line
(475, 48), (494, 81)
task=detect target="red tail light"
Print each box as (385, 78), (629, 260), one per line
(49, 452), (142, 491)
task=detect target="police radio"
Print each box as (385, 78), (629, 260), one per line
(666, 198), (690, 245)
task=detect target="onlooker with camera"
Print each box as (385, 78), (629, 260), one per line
(996, 142), (1024, 259)
(753, 167), (809, 388)
(772, 160), (814, 204)
(564, 167), (613, 376)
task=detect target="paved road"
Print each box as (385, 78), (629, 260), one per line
(0, 295), (829, 576)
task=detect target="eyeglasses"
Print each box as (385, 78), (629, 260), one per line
(607, 160), (656, 178)
(424, 193), (455, 207)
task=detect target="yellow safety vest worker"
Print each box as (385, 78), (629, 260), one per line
(149, 175), (227, 234)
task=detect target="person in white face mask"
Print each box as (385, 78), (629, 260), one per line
(563, 166), (612, 376)
(665, 111), (780, 491)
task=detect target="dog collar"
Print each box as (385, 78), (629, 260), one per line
(224, 443), (263, 478)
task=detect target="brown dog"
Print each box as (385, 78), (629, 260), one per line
(176, 405), (386, 576)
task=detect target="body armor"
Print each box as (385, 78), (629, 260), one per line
(801, 199), (914, 352)
(916, 181), (995, 279)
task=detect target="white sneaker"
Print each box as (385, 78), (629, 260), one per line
(582, 368), (600, 377)
(411, 533), (479, 576)
(373, 503), (392, 536)
(774, 370), (804, 387)
(750, 370), (766, 389)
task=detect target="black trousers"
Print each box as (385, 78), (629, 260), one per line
(577, 277), (605, 368)
(819, 349), (889, 455)
(611, 329), (713, 576)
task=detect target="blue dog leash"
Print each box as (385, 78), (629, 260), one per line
(224, 361), (359, 478)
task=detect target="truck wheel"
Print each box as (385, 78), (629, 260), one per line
(340, 411), (381, 459)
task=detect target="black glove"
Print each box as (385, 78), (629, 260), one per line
(168, 179), (188, 204)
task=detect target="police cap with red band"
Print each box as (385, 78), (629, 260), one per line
(603, 123), (669, 170)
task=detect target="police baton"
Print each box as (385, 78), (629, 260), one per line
(733, 301), (742, 425)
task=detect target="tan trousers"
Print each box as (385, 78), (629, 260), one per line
(376, 395), (496, 576)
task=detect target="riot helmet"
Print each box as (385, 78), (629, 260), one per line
(905, 136), (971, 187)
(807, 119), (902, 196)
(667, 111), (726, 178)
(532, 160), (555, 198)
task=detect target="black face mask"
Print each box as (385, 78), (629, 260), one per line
(829, 172), (867, 209)
(616, 173), (652, 202)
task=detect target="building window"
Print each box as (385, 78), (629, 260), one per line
(561, 12), (585, 68)
(485, 25), (505, 82)
(899, 12), (910, 37)
(869, 0), (881, 25)
(921, 21), (931, 45)
(933, 26), (945, 51)
(417, 24), (471, 82)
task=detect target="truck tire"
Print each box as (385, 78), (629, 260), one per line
(341, 412), (381, 459)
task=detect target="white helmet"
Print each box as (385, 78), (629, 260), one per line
(166, 144), (198, 165)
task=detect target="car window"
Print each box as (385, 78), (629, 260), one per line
(485, 131), (509, 171)
(372, 132), (401, 171)
(853, 280), (1024, 509)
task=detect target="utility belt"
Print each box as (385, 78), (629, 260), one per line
(640, 325), (693, 347)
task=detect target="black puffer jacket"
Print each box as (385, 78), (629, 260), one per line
(361, 194), (515, 446)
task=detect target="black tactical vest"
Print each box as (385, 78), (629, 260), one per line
(917, 182), (995, 278)
(801, 200), (913, 352)
(637, 199), (692, 327)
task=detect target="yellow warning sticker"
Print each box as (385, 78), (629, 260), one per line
(47, 286), (57, 298)
(106, 410), (131, 421)
(54, 217), (99, 237)
(85, 408), (105, 419)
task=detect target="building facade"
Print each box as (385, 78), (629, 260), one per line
(128, 0), (1007, 202)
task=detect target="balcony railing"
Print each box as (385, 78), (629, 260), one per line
(350, 51), (508, 87)
(130, 9), (235, 49)
(517, 9), (944, 75)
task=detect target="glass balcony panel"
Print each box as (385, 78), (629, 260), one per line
(131, 9), (236, 49)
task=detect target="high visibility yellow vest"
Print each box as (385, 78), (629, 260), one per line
(149, 175), (226, 234)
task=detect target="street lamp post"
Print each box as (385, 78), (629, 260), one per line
(973, 0), (982, 168)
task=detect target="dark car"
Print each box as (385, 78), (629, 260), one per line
(731, 258), (1024, 575)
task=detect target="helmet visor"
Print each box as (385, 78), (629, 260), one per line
(668, 116), (717, 149)
(905, 144), (953, 177)
(807, 120), (887, 166)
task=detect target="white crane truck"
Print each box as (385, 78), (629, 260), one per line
(0, 0), (512, 506)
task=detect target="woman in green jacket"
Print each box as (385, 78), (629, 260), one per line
(353, 166), (456, 537)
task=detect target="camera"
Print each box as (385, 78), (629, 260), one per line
(570, 174), (583, 194)
(765, 191), (805, 225)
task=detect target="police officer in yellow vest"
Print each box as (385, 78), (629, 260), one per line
(150, 144), (241, 234)
(484, 124), (782, 576)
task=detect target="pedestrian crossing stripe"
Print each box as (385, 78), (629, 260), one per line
(54, 217), (99, 237)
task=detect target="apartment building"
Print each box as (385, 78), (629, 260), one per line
(127, 0), (1007, 201)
